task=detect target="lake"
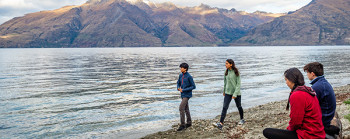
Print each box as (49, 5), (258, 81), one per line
(0, 46), (350, 138)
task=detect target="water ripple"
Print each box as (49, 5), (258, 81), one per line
(1, 46), (350, 138)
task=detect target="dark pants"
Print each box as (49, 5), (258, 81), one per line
(263, 128), (298, 139)
(220, 95), (244, 123)
(179, 97), (191, 126)
(325, 125), (340, 136)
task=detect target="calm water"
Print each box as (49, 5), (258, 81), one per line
(0, 46), (350, 138)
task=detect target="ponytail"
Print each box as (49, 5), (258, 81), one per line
(284, 68), (305, 110)
(233, 66), (239, 76)
(286, 85), (297, 110)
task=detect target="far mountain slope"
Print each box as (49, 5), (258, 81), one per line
(236, 0), (350, 45)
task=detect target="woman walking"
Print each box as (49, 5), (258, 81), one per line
(213, 59), (244, 130)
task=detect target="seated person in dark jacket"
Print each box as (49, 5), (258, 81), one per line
(304, 62), (339, 135)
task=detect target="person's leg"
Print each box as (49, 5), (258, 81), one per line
(234, 95), (244, 120)
(184, 98), (192, 125)
(263, 128), (298, 139)
(220, 94), (232, 124)
(324, 125), (340, 136)
(179, 97), (189, 126)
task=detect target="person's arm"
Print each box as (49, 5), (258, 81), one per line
(232, 75), (241, 98)
(287, 92), (305, 131)
(312, 86), (323, 103)
(223, 75), (227, 96)
(181, 76), (196, 92)
(177, 74), (181, 90)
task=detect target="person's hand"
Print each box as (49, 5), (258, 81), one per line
(232, 96), (236, 99)
(179, 88), (183, 93)
(223, 92), (225, 96)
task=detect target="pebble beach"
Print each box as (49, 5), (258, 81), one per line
(142, 84), (350, 139)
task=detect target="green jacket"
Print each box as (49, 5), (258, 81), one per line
(224, 69), (241, 97)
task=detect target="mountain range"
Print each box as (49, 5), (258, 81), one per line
(237, 0), (350, 45)
(0, 0), (349, 47)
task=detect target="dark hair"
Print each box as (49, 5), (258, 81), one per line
(179, 63), (189, 71)
(225, 59), (239, 76)
(303, 62), (324, 76)
(284, 68), (305, 110)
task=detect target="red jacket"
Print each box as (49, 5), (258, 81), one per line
(287, 86), (326, 139)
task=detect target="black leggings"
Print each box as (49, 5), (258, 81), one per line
(263, 128), (298, 139)
(220, 95), (244, 123)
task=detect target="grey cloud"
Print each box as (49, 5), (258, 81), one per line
(0, 6), (39, 16)
(0, 0), (87, 24)
(151, 0), (311, 13)
(0, 16), (11, 25)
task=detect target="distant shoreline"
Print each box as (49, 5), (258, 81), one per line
(142, 84), (350, 139)
(1, 45), (350, 49)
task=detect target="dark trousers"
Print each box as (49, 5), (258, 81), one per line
(220, 95), (244, 123)
(179, 97), (191, 126)
(325, 125), (340, 136)
(263, 128), (298, 139)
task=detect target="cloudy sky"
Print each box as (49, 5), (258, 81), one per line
(0, 0), (312, 25)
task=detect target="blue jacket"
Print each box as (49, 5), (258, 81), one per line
(310, 76), (336, 127)
(177, 72), (196, 98)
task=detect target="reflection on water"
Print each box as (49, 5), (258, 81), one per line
(0, 46), (350, 138)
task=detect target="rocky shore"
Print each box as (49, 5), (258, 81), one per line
(142, 85), (350, 139)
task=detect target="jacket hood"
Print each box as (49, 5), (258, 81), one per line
(292, 85), (316, 96)
(286, 85), (316, 110)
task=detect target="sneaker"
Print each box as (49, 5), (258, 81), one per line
(238, 119), (245, 125)
(212, 122), (223, 130)
(185, 123), (192, 128)
(177, 125), (186, 131)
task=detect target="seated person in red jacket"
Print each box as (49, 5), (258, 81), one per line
(263, 68), (325, 139)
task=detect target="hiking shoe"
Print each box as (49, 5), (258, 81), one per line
(185, 123), (192, 128)
(212, 122), (223, 130)
(238, 119), (245, 125)
(177, 125), (186, 131)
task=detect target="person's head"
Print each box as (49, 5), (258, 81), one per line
(225, 59), (239, 76)
(284, 68), (305, 90)
(303, 62), (324, 81)
(179, 63), (189, 73)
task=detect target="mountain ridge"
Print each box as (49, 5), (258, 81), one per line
(0, 0), (305, 47)
(235, 0), (350, 45)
